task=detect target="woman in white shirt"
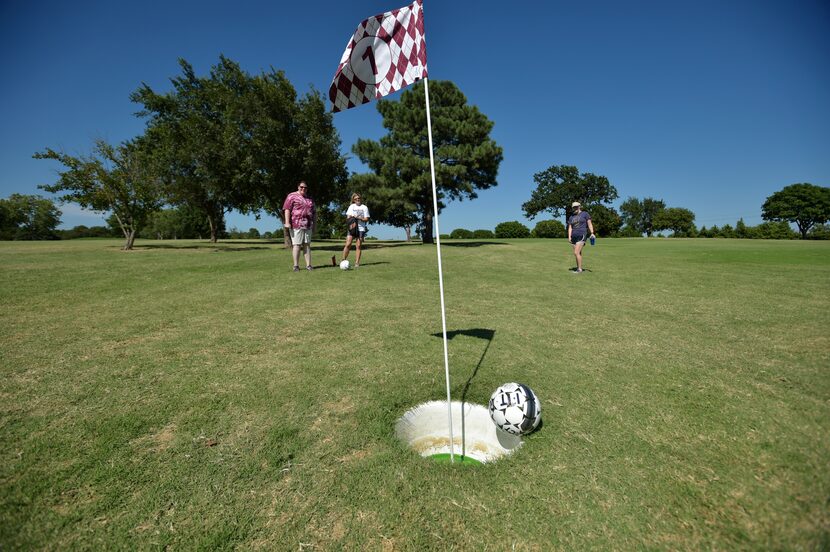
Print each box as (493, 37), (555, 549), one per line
(341, 193), (370, 267)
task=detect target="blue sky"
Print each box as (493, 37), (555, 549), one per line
(2, 0), (828, 238)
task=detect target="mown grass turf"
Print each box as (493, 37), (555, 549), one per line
(1, 237), (828, 550)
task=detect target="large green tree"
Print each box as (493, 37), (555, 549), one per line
(620, 197), (666, 237)
(0, 194), (62, 240)
(35, 140), (162, 249)
(349, 173), (420, 241)
(761, 183), (830, 239)
(522, 165), (618, 224)
(588, 204), (623, 237)
(653, 207), (697, 237)
(132, 56), (347, 244)
(352, 80), (503, 244)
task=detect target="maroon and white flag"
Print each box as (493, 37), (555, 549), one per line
(329, 0), (428, 112)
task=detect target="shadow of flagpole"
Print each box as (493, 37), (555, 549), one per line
(432, 328), (496, 459)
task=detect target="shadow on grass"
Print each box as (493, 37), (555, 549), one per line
(440, 241), (510, 248)
(306, 261), (390, 270)
(432, 328), (496, 403)
(133, 243), (270, 252)
(311, 240), (423, 252)
(432, 328), (496, 458)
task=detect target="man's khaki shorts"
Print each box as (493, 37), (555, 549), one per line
(290, 228), (311, 246)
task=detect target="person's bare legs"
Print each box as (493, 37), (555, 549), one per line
(342, 235), (353, 260)
(355, 238), (363, 266)
(292, 245), (301, 268)
(303, 243), (312, 269)
(573, 241), (585, 271)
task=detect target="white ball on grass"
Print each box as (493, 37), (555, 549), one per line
(488, 382), (542, 435)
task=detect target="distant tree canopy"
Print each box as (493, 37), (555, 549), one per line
(532, 219), (566, 238)
(348, 173), (420, 241)
(131, 56), (348, 244)
(653, 207), (696, 237)
(495, 221), (530, 238)
(0, 194), (61, 240)
(587, 204), (623, 237)
(762, 183), (830, 239)
(352, 80), (503, 244)
(620, 197), (666, 237)
(139, 205), (214, 240)
(35, 140), (163, 249)
(522, 165), (618, 221)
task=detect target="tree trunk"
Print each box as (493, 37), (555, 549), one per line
(123, 228), (136, 250)
(207, 214), (218, 243)
(278, 212), (291, 248)
(404, 225), (412, 242)
(422, 210), (434, 244)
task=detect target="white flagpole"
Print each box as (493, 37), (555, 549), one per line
(422, 77), (454, 463)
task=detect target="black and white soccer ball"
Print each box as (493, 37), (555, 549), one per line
(488, 382), (542, 436)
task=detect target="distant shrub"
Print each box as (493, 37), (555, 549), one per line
(532, 220), (566, 238)
(495, 221), (530, 238)
(618, 225), (642, 237)
(59, 225), (116, 239)
(450, 228), (474, 239)
(472, 229), (494, 239)
(439, 234), (451, 240)
(750, 221), (798, 240)
(807, 224), (830, 240)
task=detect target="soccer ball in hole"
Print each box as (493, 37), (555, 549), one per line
(488, 382), (542, 435)
(339, 260), (350, 270)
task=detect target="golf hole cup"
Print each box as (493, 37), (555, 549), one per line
(395, 401), (522, 464)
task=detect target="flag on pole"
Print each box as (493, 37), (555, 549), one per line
(329, 0), (428, 112)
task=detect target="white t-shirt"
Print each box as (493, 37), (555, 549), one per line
(346, 203), (370, 232)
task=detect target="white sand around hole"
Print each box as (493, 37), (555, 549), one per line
(395, 401), (521, 463)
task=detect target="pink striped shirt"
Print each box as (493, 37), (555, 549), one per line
(282, 192), (315, 229)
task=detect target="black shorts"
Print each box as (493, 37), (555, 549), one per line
(570, 234), (586, 245)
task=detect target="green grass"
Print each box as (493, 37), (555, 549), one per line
(1, 237), (828, 550)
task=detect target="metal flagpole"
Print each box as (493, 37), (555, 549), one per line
(422, 76), (454, 463)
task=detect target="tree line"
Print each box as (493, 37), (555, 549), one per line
(8, 55), (828, 246)
(28, 56), (502, 249)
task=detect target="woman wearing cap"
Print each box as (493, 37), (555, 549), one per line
(567, 201), (595, 273)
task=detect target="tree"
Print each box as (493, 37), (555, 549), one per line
(807, 224), (830, 240)
(472, 229), (494, 239)
(620, 197), (665, 237)
(495, 221), (530, 238)
(588, 204), (622, 237)
(35, 140), (162, 249)
(0, 194), (62, 240)
(720, 224), (735, 238)
(735, 218), (749, 239)
(450, 228), (473, 239)
(349, 173), (419, 241)
(532, 219), (566, 238)
(752, 221), (797, 239)
(522, 165), (618, 226)
(140, 205), (214, 239)
(653, 207), (696, 237)
(761, 183), (830, 238)
(132, 57), (347, 244)
(352, 80), (503, 244)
